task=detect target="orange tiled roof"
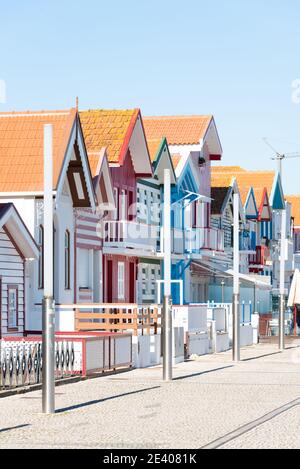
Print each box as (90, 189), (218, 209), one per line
(286, 195), (300, 226)
(211, 166), (275, 206)
(80, 109), (139, 172)
(147, 139), (162, 162)
(171, 153), (182, 170)
(143, 115), (212, 145)
(0, 109), (76, 192)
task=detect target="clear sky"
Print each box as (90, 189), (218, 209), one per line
(1, 0), (300, 194)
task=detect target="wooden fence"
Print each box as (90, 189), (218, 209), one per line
(61, 303), (162, 336)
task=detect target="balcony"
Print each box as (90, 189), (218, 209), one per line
(249, 246), (270, 271)
(185, 227), (224, 253)
(102, 220), (158, 255)
(294, 253), (300, 270)
(239, 231), (256, 252)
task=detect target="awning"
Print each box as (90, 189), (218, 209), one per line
(191, 260), (272, 290)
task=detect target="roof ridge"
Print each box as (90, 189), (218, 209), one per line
(0, 109), (75, 118)
(144, 114), (212, 120)
(79, 108), (139, 113)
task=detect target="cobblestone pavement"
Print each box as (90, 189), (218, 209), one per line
(1, 342), (300, 449)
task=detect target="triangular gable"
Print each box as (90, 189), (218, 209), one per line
(270, 172), (285, 210)
(178, 160), (198, 194)
(202, 117), (223, 161)
(128, 112), (153, 177)
(92, 148), (115, 211)
(57, 114), (96, 211)
(244, 187), (258, 219)
(258, 188), (272, 221)
(152, 138), (176, 184)
(0, 203), (38, 259)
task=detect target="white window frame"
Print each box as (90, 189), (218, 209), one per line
(113, 187), (118, 221)
(120, 190), (126, 221)
(8, 286), (18, 330)
(117, 262), (125, 300)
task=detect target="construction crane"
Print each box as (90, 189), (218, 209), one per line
(263, 138), (300, 179)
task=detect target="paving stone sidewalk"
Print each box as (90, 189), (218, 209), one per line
(1, 342), (300, 449)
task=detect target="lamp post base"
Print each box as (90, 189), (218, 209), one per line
(163, 295), (173, 382)
(233, 293), (240, 363)
(42, 296), (55, 414)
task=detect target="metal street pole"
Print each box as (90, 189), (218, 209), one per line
(279, 208), (286, 352)
(163, 169), (172, 382)
(42, 124), (55, 414)
(232, 193), (240, 362)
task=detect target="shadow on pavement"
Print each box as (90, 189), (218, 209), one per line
(173, 365), (234, 381)
(0, 424), (30, 433)
(56, 386), (161, 414)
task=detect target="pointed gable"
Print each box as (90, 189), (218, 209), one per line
(245, 188), (258, 219)
(91, 148), (115, 210)
(80, 109), (152, 177)
(270, 172), (285, 210)
(148, 137), (176, 184)
(143, 115), (222, 160)
(258, 189), (272, 221)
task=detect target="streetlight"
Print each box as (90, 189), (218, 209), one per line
(233, 193), (240, 362)
(163, 169), (172, 381)
(42, 124), (55, 414)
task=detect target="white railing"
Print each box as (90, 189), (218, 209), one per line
(185, 227), (224, 253)
(172, 228), (184, 254)
(102, 220), (158, 253)
(0, 339), (75, 390)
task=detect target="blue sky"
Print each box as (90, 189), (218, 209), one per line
(1, 0), (300, 194)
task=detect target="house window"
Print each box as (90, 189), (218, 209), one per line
(8, 286), (18, 330)
(117, 262), (125, 300)
(120, 190), (127, 221)
(113, 187), (119, 220)
(38, 225), (44, 289)
(64, 230), (71, 290)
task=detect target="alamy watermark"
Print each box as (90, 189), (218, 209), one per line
(0, 79), (6, 103)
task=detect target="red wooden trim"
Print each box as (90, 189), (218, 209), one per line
(257, 188), (271, 221)
(135, 173), (153, 178)
(209, 154), (222, 161)
(119, 110), (139, 165)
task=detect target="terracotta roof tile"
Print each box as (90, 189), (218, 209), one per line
(211, 166), (275, 206)
(286, 195), (300, 226)
(79, 109), (139, 172)
(143, 115), (212, 145)
(171, 153), (182, 170)
(146, 139), (162, 162)
(0, 109), (76, 192)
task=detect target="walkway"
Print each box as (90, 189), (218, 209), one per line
(0, 342), (300, 449)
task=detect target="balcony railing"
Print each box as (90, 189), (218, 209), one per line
(239, 232), (256, 252)
(185, 227), (224, 253)
(249, 246), (270, 269)
(102, 220), (158, 254)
